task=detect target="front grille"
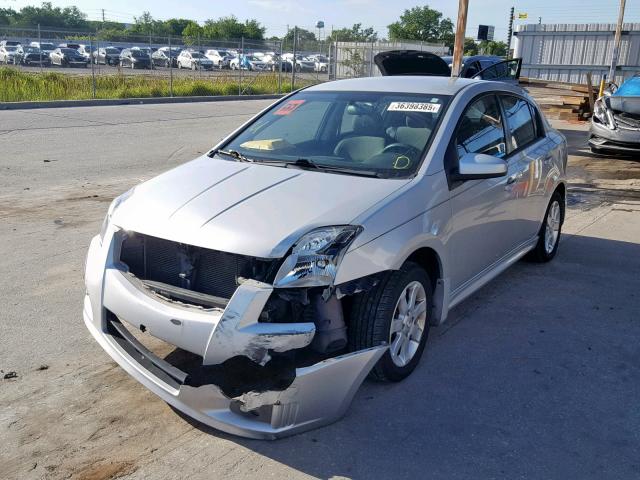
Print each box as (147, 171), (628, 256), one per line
(119, 232), (279, 300)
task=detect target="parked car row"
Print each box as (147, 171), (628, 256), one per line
(1, 39), (331, 73)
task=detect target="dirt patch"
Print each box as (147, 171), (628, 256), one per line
(73, 460), (137, 480)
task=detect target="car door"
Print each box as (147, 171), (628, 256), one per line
(447, 94), (528, 292)
(498, 94), (553, 243)
(474, 59), (522, 84)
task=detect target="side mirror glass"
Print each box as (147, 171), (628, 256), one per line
(451, 152), (508, 181)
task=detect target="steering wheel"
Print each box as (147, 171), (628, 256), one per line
(381, 143), (420, 156)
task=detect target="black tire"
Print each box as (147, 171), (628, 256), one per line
(349, 261), (432, 382)
(526, 190), (564, 263)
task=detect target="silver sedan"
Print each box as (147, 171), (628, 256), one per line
(84, 75), (567, 439)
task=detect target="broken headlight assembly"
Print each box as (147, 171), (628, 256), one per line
(273, 225), (362, 288)
(593, 98), (615, 129)
(99, 187), (135, 244)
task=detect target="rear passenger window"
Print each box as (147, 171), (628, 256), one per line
(456, 95), (506, 158)
(501, 95), (537, 151)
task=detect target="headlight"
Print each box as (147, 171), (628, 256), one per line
(593, 98), (615, 129)
(273, 226), (362, 288)
(99, 187), (135, 243)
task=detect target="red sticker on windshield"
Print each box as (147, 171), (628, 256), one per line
(274, 100), (305, 115)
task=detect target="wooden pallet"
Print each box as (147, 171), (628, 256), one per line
(519, 77), (598, 121)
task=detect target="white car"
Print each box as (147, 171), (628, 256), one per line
(84, 67), (567, 439)
(0, 45), (20, 64)
(204, 49), (232, 68)
(177, 50), (213, 70)
(310, 54), (328, 72)
(77, 44), (96, 62)
(29, 41), (56, 56)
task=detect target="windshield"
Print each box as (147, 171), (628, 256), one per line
(60, 48), (77, 55)
(24, 47), (39, 53)
(221, 91), (449, 178)
(5, 46), (18, 52)
(131, 50), (147, 58)
(40, 43), (55, 50)
(106, 47), (120, 54)
(190, 52), (205, 58)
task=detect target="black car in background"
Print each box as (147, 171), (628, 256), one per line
(49, 47), (88, 67)
(94, 47), (122, 66)
(19, 46), (50, 66)
(119, 48), (152, 69)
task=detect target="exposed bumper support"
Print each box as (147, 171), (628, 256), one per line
(84, 296), (386, 439)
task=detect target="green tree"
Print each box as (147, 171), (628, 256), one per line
(164, 18), (193, 37)
(327, 23), (378, 42)
(202, 16), (257, 40)
(388, 5), (454, 48)
(283, 27), (316, 44)
(478, 40), (507, 56)
(182, 21), (203, 44)
(130, 11), (168, 35)
(0, 8), (17, 26)
(243, 19), (266, 40)
(11, 2), (88, 29)
(464, 37), (478, 56)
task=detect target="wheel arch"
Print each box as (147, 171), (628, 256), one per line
(402, 246), (449, 326)
(403, 247), (442, 291)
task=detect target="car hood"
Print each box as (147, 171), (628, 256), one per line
(112, 155), (410, 258)
(614, 76), (640, 97)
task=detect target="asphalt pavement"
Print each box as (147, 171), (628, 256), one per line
(0, 102), (639, 480)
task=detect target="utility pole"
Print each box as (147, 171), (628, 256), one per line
(451, 0), (469, 77)
(608, 0), (626, 85)
(101, 9), (105, 23)
(291, 26), (298, 90)
(507, 6), (515, 53)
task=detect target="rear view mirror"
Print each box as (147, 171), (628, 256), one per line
(451, 152), (507, 181)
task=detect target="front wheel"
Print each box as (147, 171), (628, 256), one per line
(349, 262), (432, 382)
(527, 191), (564, 262)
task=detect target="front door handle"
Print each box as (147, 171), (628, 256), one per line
(506, 173), (522, 184)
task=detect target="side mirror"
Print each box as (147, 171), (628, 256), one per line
(451, 152), (507, 181)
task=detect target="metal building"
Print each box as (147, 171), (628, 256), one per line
(514, 23), (640, 85)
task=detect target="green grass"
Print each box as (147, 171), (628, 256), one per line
(0, 67), (309, 102)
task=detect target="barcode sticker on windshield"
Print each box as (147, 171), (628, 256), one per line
(387, 102), (441, 113)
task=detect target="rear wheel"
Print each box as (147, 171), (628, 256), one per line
(527, 191), (564, 262)
(349, 262), (432, 382)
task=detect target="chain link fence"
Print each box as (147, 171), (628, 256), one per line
(1, 25), (448, 102)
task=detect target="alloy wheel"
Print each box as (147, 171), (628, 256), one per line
(389, 281), (428, 367)
(545, 200), (561, 254)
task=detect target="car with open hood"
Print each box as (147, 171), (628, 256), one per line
(589, 74), (640, 154)
(84, 72), (567, 439)
(374, 50), (521, 83)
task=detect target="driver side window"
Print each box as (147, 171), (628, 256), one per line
(456, 95), (506, 159)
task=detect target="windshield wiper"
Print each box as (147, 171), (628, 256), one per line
(214, 149), (254, 162)
(286, 158), (384, 178)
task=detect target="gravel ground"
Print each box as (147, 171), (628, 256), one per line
(0, 102), (639, 480)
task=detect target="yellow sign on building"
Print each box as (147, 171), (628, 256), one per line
(518, 13), (528, 19)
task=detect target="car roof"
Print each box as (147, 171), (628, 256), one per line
(306, 75), (480, 95)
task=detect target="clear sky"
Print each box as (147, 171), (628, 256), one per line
(3, 0), (640, 41)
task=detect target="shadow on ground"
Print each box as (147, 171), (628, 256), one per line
(167, 234), (640, 479)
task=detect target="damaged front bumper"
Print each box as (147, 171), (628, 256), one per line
(84, 231), (387, 439)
